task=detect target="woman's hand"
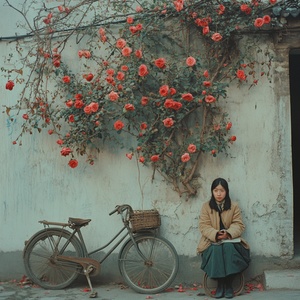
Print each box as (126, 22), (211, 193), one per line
(216, 229), (229, 241)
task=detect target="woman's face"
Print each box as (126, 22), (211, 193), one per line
(212, 184), (226, 203)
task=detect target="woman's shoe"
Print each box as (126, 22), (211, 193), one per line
(224, 276), (234, 298)
(215, 278), (224, 298)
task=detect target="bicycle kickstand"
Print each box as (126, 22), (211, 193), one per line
(84, 265), (97, 298)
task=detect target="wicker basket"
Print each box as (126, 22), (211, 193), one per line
(130, 210), (161, 232)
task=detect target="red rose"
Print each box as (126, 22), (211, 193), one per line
(5, 80), (15, 90)
(205, 95), (216, 103)
(83, 73), (94, 82)
(89, 102), (99, 112)
(66, 100), (73, 107)
(135, 23), (143, 31)
(172, 101), (182, 110)
(106, 68), (115, 76)
(126, 153), (133, 160)
(226, 122), (232, 130)
(68, 115), (75, 122)
(56, 139), (64, 145)
(74, 99), (84, 108)
(240, 4), (252, 14)
(121, 47), (132, 57)
(68, 159), (78, 168)
(170, 88), (177, 95)
(127, 17), (134, 24)
(121, 65), (129, 71)
(99, 28), (105, 36)
(159, 85), (169, 97)
(61, 147), (72, 156)
(254, 18), (264, 28)
(236, 69), (247, 81)
(174, 0), (183, 12)
(62, 76), (70, 83)
(181, 153), (190, 162)
(138, 64), (149, 77)
(182, 93), (194, 101)
(114, 120), (124, 131)
(129, 26), (138, 34)
(83, 50), (92, 58)
(164, 99), (174, 109)
(117, 72), (125, 81)
(163, 117), (174, 128)
(218, 4), (225, 15)
(135, 49), (143, 59)
(211, 33), (222, 42)
(186, 56), (196, 67)
(203, 70), (209, 78)
(109, 91), (119, 101)
(263, 15), (271, 24)
(124, 103), (135, 111)
(136, 6), (143, 12)
(151, 155), (159, 162)
(116, 38), (126, 49)
(141, 96), (149, 106)
(203, 26), (210, 35)
(140, 122), (147, 130)
(52, 59), (60, 67)
(188, 144), (197, 153)
(84, 105), (92, 114)
(154, 58), (166, 69)
(22, 114), (29, 120)
(75, 93), (82, 100)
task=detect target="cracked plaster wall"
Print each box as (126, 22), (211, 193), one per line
(0, 4), (299, 280)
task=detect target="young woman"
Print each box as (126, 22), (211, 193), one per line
(197, 178), (250, 299)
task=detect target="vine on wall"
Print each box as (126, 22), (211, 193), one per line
(2, 0), (288, 196)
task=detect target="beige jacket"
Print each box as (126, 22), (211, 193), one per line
(197, 201), (249, 254)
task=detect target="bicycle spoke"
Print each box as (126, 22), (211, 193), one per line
(119, 235), (178, 294)
(24, 229), (83, 289)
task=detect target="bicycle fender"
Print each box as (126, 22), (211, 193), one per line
(23, 227), (74, 258)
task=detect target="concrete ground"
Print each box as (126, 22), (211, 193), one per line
(0, 280), (299, 300)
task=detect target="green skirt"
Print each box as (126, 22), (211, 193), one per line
(201, 242), (250, 279)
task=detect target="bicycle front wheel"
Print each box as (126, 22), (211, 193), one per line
(23, 228), (84, 289)
(119, 234), (179, 294)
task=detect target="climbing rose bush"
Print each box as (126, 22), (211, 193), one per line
(3, 0), (284, 196)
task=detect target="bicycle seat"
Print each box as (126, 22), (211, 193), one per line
(68, 217), (91, 227)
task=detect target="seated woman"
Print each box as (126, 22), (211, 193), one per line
(197, 178), (250, 299)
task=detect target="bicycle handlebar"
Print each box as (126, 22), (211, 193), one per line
(109, 204), (133, 216)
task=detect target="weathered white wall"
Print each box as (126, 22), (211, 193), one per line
(0, 0), (296, 282)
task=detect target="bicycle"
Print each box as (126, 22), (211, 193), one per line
(203, 272), (245, 297)
(23, 204), (179, 298)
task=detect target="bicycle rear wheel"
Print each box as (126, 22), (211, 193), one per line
(118, 234), (179, 294)
(203, 272), (245, 297)
(23, 228), (84, 289)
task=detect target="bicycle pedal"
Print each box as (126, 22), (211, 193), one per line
(89, 291), (98, 298)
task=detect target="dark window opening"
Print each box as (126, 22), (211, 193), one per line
(290, 49), (300, 256)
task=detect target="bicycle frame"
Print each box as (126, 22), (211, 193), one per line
(43, 205), (154, 264)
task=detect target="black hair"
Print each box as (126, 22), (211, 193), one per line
(209, 177), (231, 211)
